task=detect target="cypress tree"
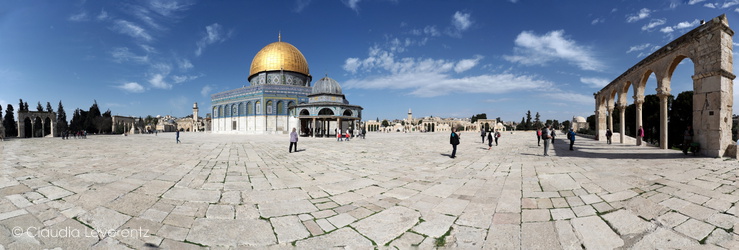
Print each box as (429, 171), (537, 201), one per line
(46, 102), (53, 113)
(3, 104), (17, 137)
(56, 101), (68, 135)
(36, 102), (43, 112)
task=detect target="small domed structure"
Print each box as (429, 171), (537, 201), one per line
(312, 76), (342, 95)
(574, 116), (586, 123)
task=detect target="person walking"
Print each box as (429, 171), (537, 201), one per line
(176, 130), (180, 144)
(551, 129), (556, 144)
(487, 131), (493, 150)
(536, 128), (542, 146)
(542, 125), (551, 156)
(682, 125), (694, 154)
(637, 125), (645, 143)
(480, 129), (486, 144)
(450, 128), (460, 158)
(606, 129), (613, 144)
(568, 128), (576, 151)
(494, 130), (501, 146)
(289, 128), (298, 153)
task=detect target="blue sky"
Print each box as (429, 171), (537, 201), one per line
(1, 0), (738, 123)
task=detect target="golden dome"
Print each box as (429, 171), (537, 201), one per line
(249, 41), (310, 79)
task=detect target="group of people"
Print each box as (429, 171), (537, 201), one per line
(480, 129), (501, 150)
(288, 127), (367, 153)
(449, 125), (578, 159)
(61, 130), (87, 140)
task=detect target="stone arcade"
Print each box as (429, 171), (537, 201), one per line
(593, 14), (734, 157)
(18, 111), (56, 138)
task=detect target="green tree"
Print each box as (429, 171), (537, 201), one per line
(381, 120), (389, 127)
(86, 100), (102, 133)
(18, 99), (25, 112)
(525, 110), (532, 130)
(561, 120), (571, 130)
(46, 102), (53, 113)
(3, 104), (17, 137)
(36, 102), (43, 112)
(56, 101), (68, 135)
(552, 119), (560, 130)
(669, 91), (692, 148)
(470, 113), (487, 123)
(23, 102), (28, 112)
(534, 112), (542, 128)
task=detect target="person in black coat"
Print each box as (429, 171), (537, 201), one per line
(487, 131), (493, 150)
(450, 128), (460, 158)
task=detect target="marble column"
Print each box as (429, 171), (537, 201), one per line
(618, 103), (627, 144)
(634, 95), (644, 146)
(607, 105), (614, 131)
(657, 91), (670, 149)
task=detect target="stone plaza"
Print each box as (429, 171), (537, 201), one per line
(0, 131), (737, 249)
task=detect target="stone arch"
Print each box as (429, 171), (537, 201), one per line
(213, 107), (218, 118)
(266, 100), (273, 115)
(277, 101), (284, 115)
(238, 103), (244, 116)
(23, 117), (32, 138)
(343, 109), (352, 117)
(595, 14), (734, 157)
(44, 117), (52, 136)
(218, 106), (223, 118)
(318, 108), (334, 116)
(247, 102), (254, 115)
(255, 101), (261, 114)
(300, 109), (310, 116)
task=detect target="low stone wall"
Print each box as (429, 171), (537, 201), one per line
(724, 144), (738, 159)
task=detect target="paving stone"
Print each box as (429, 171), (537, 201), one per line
(522, 209), (550, 222)
(450, 225), (486, 248)
(162, 187), (220, 203)
(554, 220), (582, 250)
(295, 227), (372, 248)
(601, 209), (655, 235)
(571, 205), (596, 217)
(706, 213), (739, 229)
(302, 219), (323, 236)
(579, 194), (601, 205)
(351, 206), (420, 246)
(36, 186), (74, 200)
(206, 205), (234, 219)
(550, 208), (576, 220)
(632, 227), (699, 249)
(551, 197), (569, 208)
(389, 232), (425, 249)
(77, 206), (131, 232)
(674, 218), (717, 241)
(259, 200), (318, 218)
(271, 215), (310, 243)
(492, 212), (520, 225)
(186, 218), (276, 246)
(326, 213), (355, 228)
(412, 212), (456, 238)
(522, 221), (561, 249)
(484, 224), (519, 249)
(315, 218), (336, 232)
(571, 215), (624, 249)
(600, 190), (638, 203)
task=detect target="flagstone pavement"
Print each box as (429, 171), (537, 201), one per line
(0, 131), (737, 249)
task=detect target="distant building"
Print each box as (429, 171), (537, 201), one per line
(571, 116), (589, 132)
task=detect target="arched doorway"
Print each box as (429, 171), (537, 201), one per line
(44, 117), (52, 136)
(24, 118), (32, 138)
(34, 117), (42, 137)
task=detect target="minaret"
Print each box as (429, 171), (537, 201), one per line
(193, 102), (199, 121)
(407, 108), (412, 122)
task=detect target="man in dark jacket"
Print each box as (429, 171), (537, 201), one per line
(450, 128), (460, 158)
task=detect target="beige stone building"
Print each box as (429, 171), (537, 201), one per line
(593, 14), (733, 157)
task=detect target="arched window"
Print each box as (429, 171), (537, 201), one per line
(266, 100), (273, 115)
(277, 101), (284, 115)
(218, 106), (223, 117)
(256, 101), (261, 115)
(300, 109), (310, 116)
(238, 103), (244, 116)
(247, 102), (253, 115)
(343, 110), (352, 117)
(213, 107), (218, 118)
(318, 108), (334, 116)
(231, 104), (237, 117)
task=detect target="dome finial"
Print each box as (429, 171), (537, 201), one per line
(278, 32), (281, 42)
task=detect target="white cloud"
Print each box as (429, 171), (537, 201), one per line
(149, 74), (170, 89)
(148, 0), (194, 18)
(452, 11), (472, 31)
(293, 0), (311, 12)
(117, 82), (145, 93)
(580, 77), (610, 88)
(660, 19), (700, 34)
(178, 59), (193, 70)
(411, 25), (441, 37)
(111, 47), (149, 63)
(688, 0), (706, 4)
(112, 20), (153, 41)
(69, 11), (88, 22)
(626, 8), (651, 23)
(547, 92), (593, 105)
(626, 43), (652, 53)
(704, 3), (716, 8)
(195, 23), (228, 56)
(342, 46), (549, 97)
(201, 85), (213, 97)
(591, 18), (605, 25)
(172, 74), (200, 83)
(641, 19), (666, 31)
(344, 0), (361, 11)
(722, 1), (739, 8)
(97, 9), (109, 21)
(504, 30), (603, 71)
(454, 55), (483, 73)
